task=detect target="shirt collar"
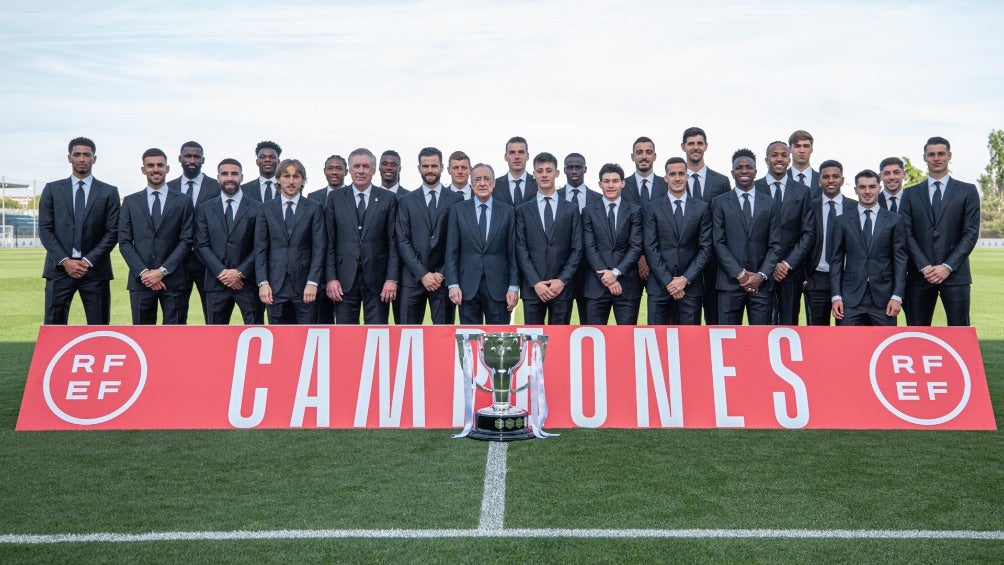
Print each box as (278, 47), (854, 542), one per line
(71, 175), (94, 188)
(635, 172), (655, 184)
(182, 172), (205, 186)
(929, 175), (952, 188)
(508, 172), (528, 184)
(688, 165), (708, 179)
(668, 192), (689, 204)
(221, 191), (243, 205)
(280, 192), (301, 205)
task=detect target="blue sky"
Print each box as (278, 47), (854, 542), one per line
(2, 0), (1002, 195)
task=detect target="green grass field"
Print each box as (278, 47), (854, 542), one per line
(0, 248), (1001, 562)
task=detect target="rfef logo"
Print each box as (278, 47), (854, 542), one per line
(869, 332), (971, 426)
(42, 331), (147, 425)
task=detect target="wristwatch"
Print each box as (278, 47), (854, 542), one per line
(159, 267), (169, 276)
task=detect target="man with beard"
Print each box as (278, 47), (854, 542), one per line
(787, 130), (821, 197)
(39, 137), (120, 325)
(557, 152), (601, 323)
(308, 154), (347, 323)
(194, 158), (263, 324)
(241, 140), (281, 202)
(167, 141), (221, 323)
(396, 147), (463, 324)
(379, 149), (410, 198)
(493, 136), (537, 207)
(754, 141), (815, 325)
(119, 148), (194, 324)
(621, 136), (667, 299)
(878, 156), (905, 213)
(445, 150), (472, 200)
(804, 160), (858, 325)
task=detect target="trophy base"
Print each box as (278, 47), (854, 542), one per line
(467, 408), (534, 442)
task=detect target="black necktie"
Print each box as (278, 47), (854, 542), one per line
(284, 201), (295, 236)
(863, 209), (873, 250)
(428, 189), (437, 223)
(186, 180), (195, 198)
(691, 174), (702, 200)
(825, 201), (836, 263)
(225, 198), (235, 232)
(73, 180), (85, 255)
(773, 182), (783, 206)
(513, 179), (523, 204)
(479, 203), (488, 242)
(742, 193), (752, 228)
(932, 181), (942, 217)
(889, 196), (898, 214)
(356, 192), (366, 226)
(151, 190), (162, 230)
(607, 202), (616, 238)
(798, 172), (806, 186)
(674, 199), (684, 230)
(543, 196), (554, 236)
(640, 179), (650, 203)
(571, 188), (581, 209)
(264, 180), (273, 201)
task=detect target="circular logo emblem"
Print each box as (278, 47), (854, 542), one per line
(42, 331), (148, 425)
(869, 332), (970, 425)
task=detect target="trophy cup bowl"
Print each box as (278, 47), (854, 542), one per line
(459, 332), (539, 441)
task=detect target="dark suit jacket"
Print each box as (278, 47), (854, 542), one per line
(877, 192), (904, 212)
(711, 190), (782, 291)
(622, 174), (669, 207)
(397, 187), (463, 288)
(514, 197), (583, 299)
(808, 196), (858, 270)
(493, 174), (538, 207)
(241, 178), (276, 203)
(643, 196), (712, 295)
(557, 186), (602, 211)
(900, 178), (980, 286)
(754, 177), (816, 278)
(444, 198), (518, 300)
(195, 196), (261, 291)
(692, 168), (732, 203)
(582, 198), (643, 299)
(324, 186), (399, 293)
(255, 195), (326, 293)
(307, 187), (335, 283)
(829, 207), (907, 308)
(118, 189), (194, 292)
(788, 168), (822, 198)
(39, 177), (120, 280)
(169, 175), (222, 275)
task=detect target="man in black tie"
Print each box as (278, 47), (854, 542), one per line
(558, 152), (601, 323)
(644, 157), (712, 325)
(878, 157), (905, 213)
(711, 149), (782, 325)
(445, 150), (473, 200)
(255, 158), (326, 324)
(167, 140), (221, 323)
(787, 130), (822, 197)
(119, 148), (195, 325)
(900, 136), (980, 326)
(622, 136), (668, 303)
(681, 126), (732, 324)
(379, 149), (410, 198)
(194, 158), (264, 324)
(240, 140), (281, 202)
(307, 154), (347, 324)
(830, 170), (906, 326)
(39, 137), (120, 325)
(804, 160), (858, 325)
(493, 136), (537, 206)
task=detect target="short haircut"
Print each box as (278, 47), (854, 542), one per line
(325, 155), (346, 168)
(598, 163), (625, 181)
(681, 127), (707, 143)
(505, 136), (528, 151)
(277, 158), (307, 182)
(788, 130), (814, 146)
(380, 149), (401, 162)
(142, 148), (167, 161)
(68, 137), (96, 154)
(732, 148), (756, 164)
(255, 140), (282, 157)
(765, 140), (789, 154)
(180, 140), (204, 153)
(633, 136), (655, 151)
(217, 158), (242, 171)
(348, 147), (376, 166)
(924, 136), (951, 152)
(818, 159), (843, 173)
(855, 169), (880, 184)
(533, 152), (558, 168)
(564, 152), (585, 163)
(879, 156), (905, 171)
(471, 162), (495, 178)
(448, 150), (470, 165)
(664, 156), (687, 170)
(418, 147), (443, 163)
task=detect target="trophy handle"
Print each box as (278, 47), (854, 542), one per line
(512, 335), (547, 393)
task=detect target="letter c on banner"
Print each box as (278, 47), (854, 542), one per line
(229, 328), (273, 429)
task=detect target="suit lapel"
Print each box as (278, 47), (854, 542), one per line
(934, 178), (958, 226)
(81, 180), (99, 221)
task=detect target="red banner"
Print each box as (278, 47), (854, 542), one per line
(16, 325), (996, 431)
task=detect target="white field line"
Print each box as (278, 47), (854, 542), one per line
(477, 441), (508, 533)
(2, 529), (1002, 544)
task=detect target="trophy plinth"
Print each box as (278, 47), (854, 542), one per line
(468, 407), (534, 441)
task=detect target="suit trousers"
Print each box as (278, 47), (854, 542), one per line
(130, 288), (187, 325)
(180, 266), (209, 324)
(804, 270), (834, 326)
(399, 284), (455, 325)
(718, 288), (773, 325)
(44, 276), (111, 325)
(584, 293), (640, 325)
(904, 282), (971, 326)
(268, 279), (318, 324)
(700, 265), (719, 325)
(315, 291), (335, 324)
(334, 279), (389, 324)
(205, 288), (264, 325)
(648, 290), (701, 325)
(522, 296), (573, 325)
(772, 277), (803, 325)
(458, 277), (509, 325)
(839, 300), (897, 326)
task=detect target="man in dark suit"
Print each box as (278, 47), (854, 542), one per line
(878, 156), (906, 213)
(681, 126), (732, 324)
(804, 160), (858, 326)
(900, 136), (981, 326)
(830, 170), (907, 326)
(787, 130), (822, 198)
(167, 140), (221, 323)
(644, 157), (712, 325)
(307, 154), (347, 324)
(255, 158), (325, 324)
(324, 148), (399, 324)
(397, 147), (463, 324)
(622, 136), (668, 301)
(240, 140), (281, 202)
(493, 136), (537, 207)
(39, 137), (120, 325)
(194, 158), (263, 324)
(118, 148), (194, 325)
(445, 150), (473, 200)
(558, 152), (602, 323)
(445, 163), (519, 324)
(754, 141), (816, 325)
(712, 149), (782, 325)
(581, 163), (643, 324)
(515, 152), (583, 325)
